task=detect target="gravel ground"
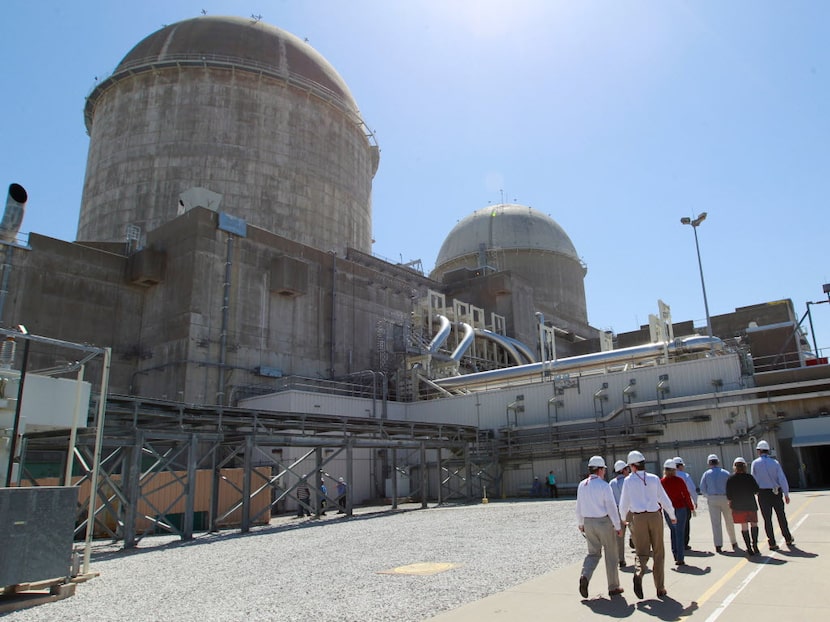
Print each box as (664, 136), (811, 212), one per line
(2, 498), (587, 622)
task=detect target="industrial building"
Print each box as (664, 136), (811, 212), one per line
(1, 15), (829, 551)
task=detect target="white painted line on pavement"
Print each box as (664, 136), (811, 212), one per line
(703, 513), (809, 622)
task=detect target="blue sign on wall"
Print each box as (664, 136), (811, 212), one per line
(218, 212), (248, 237)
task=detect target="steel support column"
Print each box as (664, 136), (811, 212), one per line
(420, 442), (427, 509)
(241, 434), (253, 532)
(184, 433), (199, 540)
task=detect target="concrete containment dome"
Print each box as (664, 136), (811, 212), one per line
(434, 203), (580, 267)
(79, 15), (378, 253)
(431, 203), (590, 335)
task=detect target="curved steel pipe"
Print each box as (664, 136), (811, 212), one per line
(428, 314), (452, 354)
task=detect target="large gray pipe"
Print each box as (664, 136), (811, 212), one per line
(450, 322), (475, 362)
(473, 328), (525, 366)
(434, 335), (722, 390)
(0, 183), (27, 244)
(428, 314), (452, 354)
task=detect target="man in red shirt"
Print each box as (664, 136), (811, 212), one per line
(661, 459), (694, 565)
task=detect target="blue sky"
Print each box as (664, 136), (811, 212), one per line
(3, 0), (829, 353)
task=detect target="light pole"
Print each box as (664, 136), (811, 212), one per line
(804, 283), (830, 356)
(680, 212), (713, 350)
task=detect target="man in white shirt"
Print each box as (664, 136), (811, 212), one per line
(576, 456), (623, 598)
(674, 456), (698, 551)
(619, 450), (676, 600)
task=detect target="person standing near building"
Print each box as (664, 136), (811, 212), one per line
(751, 440), (794, 549)
(699, 454), (738, 553)
(576, 456), (623, 598)
(319, 478), (328, 516)
(609, 460), (630, 568)
(547, 470), (559, 498)
(726, 457), (761, 557)
(336, 477), (348, 514)
(619, 450), (676, 600)
(673, 456), (698, 551)
(661, 459), (694, 566)
(296, 477), (311, 517)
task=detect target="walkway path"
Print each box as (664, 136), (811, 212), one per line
(428, 490), (829, 621)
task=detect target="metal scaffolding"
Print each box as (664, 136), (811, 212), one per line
(18, 394), (480, 550)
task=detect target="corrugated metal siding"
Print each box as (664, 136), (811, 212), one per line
(401, 353), (745, 433)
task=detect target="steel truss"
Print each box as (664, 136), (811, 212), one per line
(19, 394), (480, 549)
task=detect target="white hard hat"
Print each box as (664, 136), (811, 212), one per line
(664, 459), (678, 469)
(756, 440), (770, 451)
(588, 456), (606, 468)
(614, 460), (628, 473)
(673, 456), (684, 466)
(707, 454), (719, 463)
(733, 456), (747, 465)
(627, 450), (645, 464)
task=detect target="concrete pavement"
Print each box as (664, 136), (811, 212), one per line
(427, 490), (829, 621)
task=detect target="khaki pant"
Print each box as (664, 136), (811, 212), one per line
(706, 495), (736, 547)
(580, 516), (621, 591)
(615, 511), (632, 563)
(630, 510), (665, 592)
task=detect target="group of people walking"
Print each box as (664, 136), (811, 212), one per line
(575, 440), (793, 600)
(296, 475), (349, 517)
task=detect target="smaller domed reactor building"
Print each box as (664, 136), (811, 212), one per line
(431, 203), (596, 359)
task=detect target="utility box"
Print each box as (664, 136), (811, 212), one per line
(0, 487), (78, 587)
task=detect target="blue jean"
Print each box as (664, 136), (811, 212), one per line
(665, 507), (688, 562)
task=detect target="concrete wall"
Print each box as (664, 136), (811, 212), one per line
(79, 65), (375, 256)
(4, 209), (440, 404)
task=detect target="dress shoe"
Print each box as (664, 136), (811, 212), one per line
(786, 539), (795, 546)
(715, 545), (722, 553)
(657, 589), (668, 598)
(579, 575), (589, 598)
(629, 538), (635, 549)
(769, 544), (779, 551)
(685, 545), (692, 550)
(633, 575), (643, 599)
(676, 560), (686, 566)
(609, 587), (624, 597)
(619, 560), (626, 569)
(731, 542), (739, 552)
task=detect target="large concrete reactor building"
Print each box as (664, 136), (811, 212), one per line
(431, 203), (594, 356)
(78, 16), (378, 255)
(5, 16), (601, 406)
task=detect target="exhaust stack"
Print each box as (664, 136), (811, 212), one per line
(0, 183), (28, 244)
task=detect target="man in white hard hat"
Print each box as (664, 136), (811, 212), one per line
(336, 477), (348, 514)
(699, 454), (738, 552)
(576, 456), (624, 598)
(608, 460), (631, 568)
(751, 440), (794, 549)
(673, 456), (698, 551)
(618, 450), (676, 600)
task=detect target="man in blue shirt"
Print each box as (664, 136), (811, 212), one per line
(699, 454), (738, 552)
(609, 460), (630, 568)
(750, 440), (794, 549)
